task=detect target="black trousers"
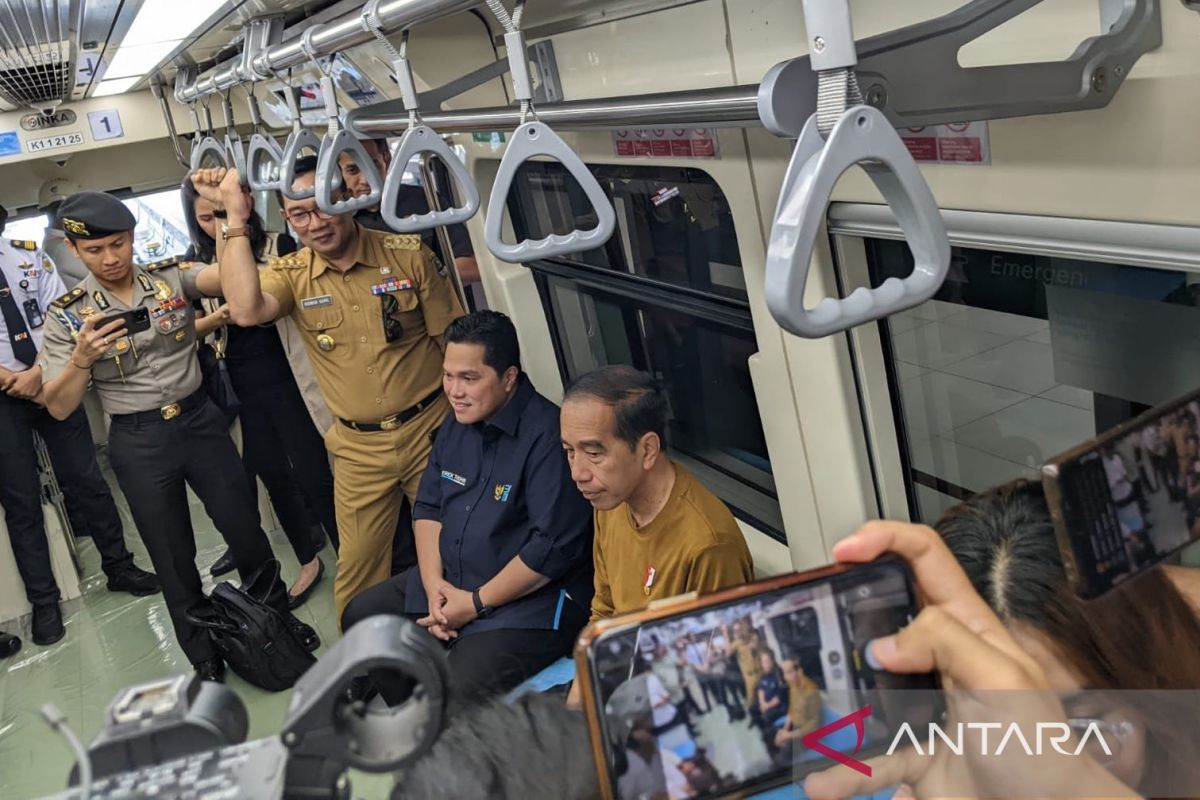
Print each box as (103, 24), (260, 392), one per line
(237, 375), (338, 562)
(108, 396), (277, 664)
(0, 394), (134, 605)
(342, 567), (581, 703)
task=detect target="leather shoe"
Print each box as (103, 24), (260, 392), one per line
(194, 657), (226, 683)
(0, 631), (20, 658)
(31, 603), (64, 646)
(210, 549), (237, 577)
(106, 565), (161, 597)
(286, 614), (320, 653)
(287, 559), (325, 611)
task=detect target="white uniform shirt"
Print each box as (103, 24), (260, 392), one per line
(0, 239), (66, 372)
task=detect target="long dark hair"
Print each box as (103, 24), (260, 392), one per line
(936, 480), (1200, 794)
(180, 174), (268, 263)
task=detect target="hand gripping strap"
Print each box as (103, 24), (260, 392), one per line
(383, 126), (481, 232)
(279, 127), (323, 200)
(764, 106), (950, 338)
(315, 129), (383, 214)
(484, 121), (616, 263)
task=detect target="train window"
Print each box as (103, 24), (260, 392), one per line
(125, 188), (193, 262)
(865, 239), (1200, 522)
(508, 163), (783, 538)
(507, 162), (747, 302)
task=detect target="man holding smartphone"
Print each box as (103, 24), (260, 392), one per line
(0, 208), (158, 647)
(38, 191), (316, 680)
(561, 365), (753, 706)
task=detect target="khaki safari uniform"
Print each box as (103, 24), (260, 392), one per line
(259, 226), (463, 619)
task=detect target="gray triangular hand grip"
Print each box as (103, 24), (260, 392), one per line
(315, 130), (382, 215)
(764, 106), (950, 339)
(383, 126), (481, 233)
(246, 133), (284, 192)
(225, 132), (249, 188)
(484, 121), (616, 263)
(190, 136), (229, 171)
(279, 127), (323, 200)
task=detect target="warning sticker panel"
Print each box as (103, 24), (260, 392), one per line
(901, 122), (990, 165)
(613, 128), (721, 160)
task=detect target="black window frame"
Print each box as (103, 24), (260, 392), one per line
(506, 161), (785, 541)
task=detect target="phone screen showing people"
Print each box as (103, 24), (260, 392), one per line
(585, 561), (938, 800)
(1045, 389), (1200, 598)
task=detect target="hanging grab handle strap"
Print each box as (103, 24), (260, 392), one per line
(482, 1), (616, 262)
(299, 27), (382, 215)
(221, 92), (249, 188)
(244, 86), (284, 192)
(763, 0), (950, 338)
(278, 80), (322, 201)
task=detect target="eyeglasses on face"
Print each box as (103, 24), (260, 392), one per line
(282, 207), (335, 228)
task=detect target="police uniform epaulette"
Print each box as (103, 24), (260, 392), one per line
(7, 239), (38, 251)
(382, 234), (422, 251)
(270, 253), (307, 270)
(51, 287), (85, 309)
(144, 257), (181, 272)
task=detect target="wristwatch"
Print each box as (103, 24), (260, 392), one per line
(220, 223), (249, 241)
(471, 589), (493, 619)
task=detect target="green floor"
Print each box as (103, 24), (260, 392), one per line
(0, 469), (393, 799)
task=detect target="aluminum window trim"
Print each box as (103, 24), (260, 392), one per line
(828, 203), (1200, 273)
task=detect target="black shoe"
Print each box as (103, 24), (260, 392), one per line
(31, 603), (64, 646)
(286, 614), (320, 653)
(210, 549), (237, 577)
(0, 631), (20, 658)
(194, 657), (226, 683)
(106, 565), (161, 597)
(287, 559), (325, 611)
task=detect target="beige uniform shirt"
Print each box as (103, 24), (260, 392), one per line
(260, 226), (463, 424)
(41, 260), (204, 415)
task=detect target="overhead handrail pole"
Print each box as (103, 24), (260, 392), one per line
(176, 0), (481, 104)
(482, 0), (617, 263)
(150, 79), (191, 169)
(301, 27), (384, 215)
(362, 0), (481, 234)
(762, 0), (950, 339)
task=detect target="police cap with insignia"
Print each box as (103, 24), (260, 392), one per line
(57, 191), (137, 240)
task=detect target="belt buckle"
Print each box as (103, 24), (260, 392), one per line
(379, 415), (400, 431)
(161, 403), (182, 421)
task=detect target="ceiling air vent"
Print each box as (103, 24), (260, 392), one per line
(0, 0), (75, 111)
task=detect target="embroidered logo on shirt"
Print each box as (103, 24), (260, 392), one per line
(440, 470), (467, 486)
(493, 484), (513, 502)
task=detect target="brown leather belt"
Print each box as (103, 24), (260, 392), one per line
(338, 387), (442, 432)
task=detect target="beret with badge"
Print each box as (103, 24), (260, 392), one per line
(57, 191), (137, 240)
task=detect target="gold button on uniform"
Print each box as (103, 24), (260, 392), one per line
(352, 305), (360, 312)
(367, 367), (375, 374)
(375, 397), (382, 404)
(316, 334), (335, 352)
(360, 336), (367, 343)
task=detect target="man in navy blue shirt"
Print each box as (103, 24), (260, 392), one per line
(341, 310), (593, 700)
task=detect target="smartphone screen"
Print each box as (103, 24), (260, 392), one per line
(1043, 387), (1200, 598)
(583, 560), (938, 800)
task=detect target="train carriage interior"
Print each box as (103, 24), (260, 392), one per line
(0, 0), (1198, 797)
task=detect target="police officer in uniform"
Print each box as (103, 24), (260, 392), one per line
(195, 163), (464, 623)
(40, 191), (318, 680)
(0, 207), (158, 647)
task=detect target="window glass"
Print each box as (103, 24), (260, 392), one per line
(5, 214), (48, 242)
(509, 162), (747, 301)
(125, 188), (192, 262)
(542, 275), (782, 534)
(866, 238), (1200, 523)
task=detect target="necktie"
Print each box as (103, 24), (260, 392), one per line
(0, 265), (37, 367)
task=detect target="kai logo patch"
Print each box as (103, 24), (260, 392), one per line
(494, 484), (513, 503)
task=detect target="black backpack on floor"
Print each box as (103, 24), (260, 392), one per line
(190, 560), (316, 692)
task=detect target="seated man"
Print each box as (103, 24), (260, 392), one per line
(773, 657), (822, 755)
(341, 310), (593, 701)
(563, 365), (753, 706)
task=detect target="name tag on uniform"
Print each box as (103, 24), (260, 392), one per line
(370, 278), (413, 296)
(440, 470), (467, 486)
(302, 294), (334, 309)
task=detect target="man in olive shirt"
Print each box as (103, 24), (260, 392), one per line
(194, 163), (464, 621)
(39, 191), (315, 681)
(561, 365), (752, 706)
